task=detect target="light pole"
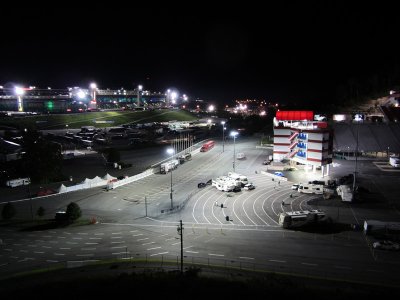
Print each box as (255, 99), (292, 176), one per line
(221, 121), (226, 152)
(15, 86), (25, 112)
(177, 220), (184, 274)
(137, 85), (143, 107)
(167, 148), (175, 209)
(90, 83), (97, 110)
(230, 131), (238, 172)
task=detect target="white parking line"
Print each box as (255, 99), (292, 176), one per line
(269, 259), (286, 263)
(142, 242), (155, 246)
(209, 253), (224, 257)
(150, 252), (168, 257)
(185, 251), (198, 254)
(111, 241), (124, 244)
(239, 257), (254, 260)
(85, 242), (98, 245)
(301, 262), (317, 266)
(147, 246), (161, 251)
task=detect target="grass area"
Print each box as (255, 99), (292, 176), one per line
(0, 110), (198, 130)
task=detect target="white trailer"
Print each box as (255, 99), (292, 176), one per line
(6, 177), (30, 188)
(160, 159), (179, 174)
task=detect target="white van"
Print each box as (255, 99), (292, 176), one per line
(6, 177), (30, 188)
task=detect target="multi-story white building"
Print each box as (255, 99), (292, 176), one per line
(273, 111), (333, 176)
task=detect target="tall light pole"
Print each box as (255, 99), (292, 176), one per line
(137, 85), (143, 107)
(15, 86), (25, 112)
(167, 148), (175, 209)
(230, 131), (238, 172)
(221, 121), (226, 152)
(90, 83), (97, 110)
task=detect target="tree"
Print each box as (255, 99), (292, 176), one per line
(2, 202), (16, 220)
(37, 206), (45, 218)
(66, 202), (81, 222)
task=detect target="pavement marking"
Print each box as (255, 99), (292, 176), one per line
(147, 246), (161, 251)
(89, 237), (102, 240)
(111, 241), (125, 244)
(42, 246), (52, 249)
(112, 252), (129, 255)
(132, 234), (143, 237)
(54, 253), (65, 256)
(42, 236), (52, 238)
(57, 237), (66, 239)
(60, 248), (71, 250)
(46, 260), (58, 263)
(142, 242), (155, 246)
(13, 243), (22, 246)
(111, 246), (127, 249)
(66, 242), (78, 245)
(94, 233), (104, 235)
(335, 265), (352, 270)
(49, 241), (58, 244)
(185, 251), (198, 254)
(0, 263), (9, 267)
(165, 237), (176, 241)
(35, 240), (44, 242)
(34, 251), (45, 254)
(130, 230), (138, 233)
(171, 242), (180, 246)
(137, 238), (149, 241)
(73, 237), (82, 240)
(63, 232), (71, 235)
(301, 262), (317, 266)
(85, 242), (98, 245)
(78, 233), (88, 235)
(111, 236), (122, 239)
(209, 253), (224, 257)
(81, 248), (96, 251)
(269, 259), (286, 263)
(112, 232), (123, 235)
(239, 257), (254, 260)
(205, 237), (215, 243)
(76, 254), (93, 257)
(150, 252), (168, 257)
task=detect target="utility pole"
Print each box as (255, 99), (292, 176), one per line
(177, 220), (184, 274)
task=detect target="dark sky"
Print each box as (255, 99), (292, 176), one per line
(1, 2), (399, 107)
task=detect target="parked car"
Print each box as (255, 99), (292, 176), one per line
(37, 188), (57, 197)
(198, 182), (206, 188)
(274, 171), (284, 177)
(243, 183), (255, 190)
(373, 240), (400, 251)
(291, 184), (300, 190)
(206, 179), (212, 185)
(262, 160), (271, 165)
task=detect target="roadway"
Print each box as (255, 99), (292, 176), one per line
(1, 136), (400, 287)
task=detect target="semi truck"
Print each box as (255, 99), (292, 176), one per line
(160, 159), (179, 174)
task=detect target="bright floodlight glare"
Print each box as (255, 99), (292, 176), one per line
(90, 83), (97, 89)
(15, 86), (25, 95)
(171, 92), (177, 100)
(167, 148), (174, 155)
(230, 131), (238, 137)
(208, 105), (214, 112)
(221, 121), (226, 125)
(77, 90), (86, 99)
(138, 85), (143, 91)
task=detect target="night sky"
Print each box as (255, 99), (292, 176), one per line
(1, 2), (399, 107)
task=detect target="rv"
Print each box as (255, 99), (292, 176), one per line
(336, 185), (353, 202)
(227, 172), (248, 187)
(298, 183), (323, 195)
(389, 156), (400, 168)
(212, 176), (236, 192)
(279, 210), (326, 229)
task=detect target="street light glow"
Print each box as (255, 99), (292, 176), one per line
(167, 148), (174, 155)
(208, 105), (214, 112)
(77, 90), (86, 99)
(15, 86), (25, 96)
(90, 83), (97, 89)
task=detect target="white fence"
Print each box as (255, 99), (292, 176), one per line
(106, 169), (154, 190)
